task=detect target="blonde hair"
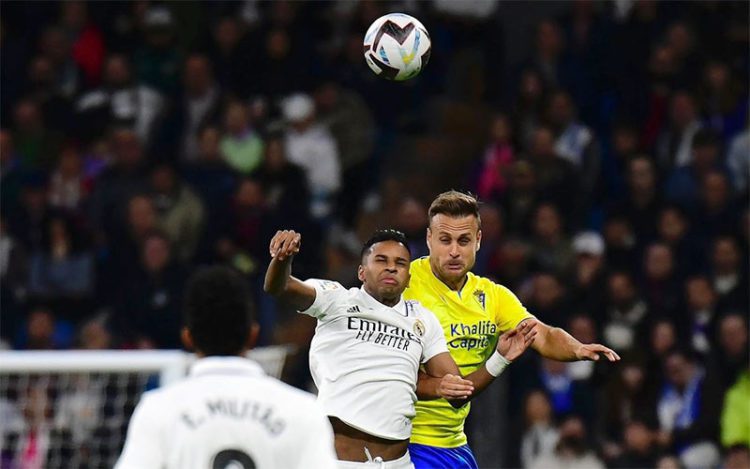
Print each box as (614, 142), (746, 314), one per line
(428, 191), (481, 227)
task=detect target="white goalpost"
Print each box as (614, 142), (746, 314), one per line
(0, 347), (292, 469)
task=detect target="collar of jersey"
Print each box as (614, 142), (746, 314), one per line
(358, 286), (406, 314)
(189, 356), (265, 378)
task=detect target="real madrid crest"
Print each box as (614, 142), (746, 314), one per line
(473, 290), (486, 310)
(413, 319), (425, 337)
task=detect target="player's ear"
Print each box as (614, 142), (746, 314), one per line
(425, 227), (432, 250)
(357, 265), (365, 283)
(246, 322), (260, 350)
(476, 229), (482, 252)
(181, 327), (195, 351)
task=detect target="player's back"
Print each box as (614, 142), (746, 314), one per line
(115, 356), (336, 469)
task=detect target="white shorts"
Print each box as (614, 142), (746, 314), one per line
(336, 450), (413, 469)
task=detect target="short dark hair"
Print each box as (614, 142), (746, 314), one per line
(692, 128), (721, 149)
(428, 191), (481, 227)
(184, 266), (255, 356)
(361, 229), (410, 261)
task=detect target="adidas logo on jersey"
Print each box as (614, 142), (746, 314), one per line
(346, 305), (361, 313)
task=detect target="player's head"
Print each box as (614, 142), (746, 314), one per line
(426, 191), (482, 287)
(182, 266), (259, 357)
(358, 230), (411, 305)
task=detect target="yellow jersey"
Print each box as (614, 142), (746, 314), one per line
(403, 257), (533, 448)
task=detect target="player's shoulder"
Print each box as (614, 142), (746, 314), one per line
(469, 272), (515, 297)
(305, 278), (347, 292)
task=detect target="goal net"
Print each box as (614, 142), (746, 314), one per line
(0, 347), (291, 469)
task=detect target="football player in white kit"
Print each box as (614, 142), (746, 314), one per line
(115, 266), (337, 469)
(264, 229), (537, 468)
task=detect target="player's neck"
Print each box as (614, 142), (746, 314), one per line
(362, 285), (400, 307)
(429, 263), (468, 292)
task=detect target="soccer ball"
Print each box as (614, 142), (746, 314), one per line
(363, 13), (431, 81)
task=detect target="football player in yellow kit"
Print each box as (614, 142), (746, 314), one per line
(406, 191), (620, 469)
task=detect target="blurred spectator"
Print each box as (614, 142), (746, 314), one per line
(28, 215), (94, 304)
(526, 20), (567, 91)
(526, 126), (579, 215)
(602, 215), (636, 272)
(282, 93), (341, 221)
(710, 313), (749, 391)
(220, 100), (264, 174)
(610, 420), (660, 469)
(566, 314), (602, 384)
(24, 55), (74, 133)
(602, 271), (649, 352)
(698, 60), (747, 140)
(655, 454), (683, 469)
(394, 197), (429, 261)
(656, 205), (703, 276)
(612, 155), (663, 244)
(1, 129), (24, 213)
(657, 348), (722, 469)
(60, 1), (106, 87)
(512, 68), (547, 150)
(641, 243), (681, 321)
(75, 54), (165, 146)
(314, 80), (375, 227)
(89, 128), (148, 241)
(183, 126), (238, 261)
(8, 180), (52, 252)
(473, 204), (504, 277)
(526, 272), (570, 327)
(520, 390), (558, 468)
(18, 306), (72, 350)
(160, 54), (223, 162)
(134, 6), (182, 95)
(47, 146), (91, 213)
(472, 114), (516, 203)
(692, 171), (739, 242)
(533, 358), (594, 425)
(254, 134), (310, 221)
(148, 163), (205, 262)
(530, 415), (605, 469)
(547, 90), (600, 203)
(501, 161), (540, 235)
(645, 319), (679, 390)
(682, 276), (720, 354)
(600, 358), (656, 447)
(255, 28), (308, 101)
(656, 91), (703, 171)
(665, 129), (724, 209)
(726, 126), (749, 194)
(568, 231), (606, 317)
(217, 178), (279, 279)
(115, 231), (185, 349)
(12, 99), (62, 171)
(209, 16), (255, 98)
(530, 203), (573, 275)
(492, 238), (532, 290)
(709, 236), (747, 312)
(76, 313), (112, 350)
(37, 26), (83, 99)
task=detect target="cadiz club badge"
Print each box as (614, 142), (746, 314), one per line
(413, 319), (426, 337)
(473, 290), (486, 310)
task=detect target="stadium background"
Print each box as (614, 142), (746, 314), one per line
(0, 1), (748, 468)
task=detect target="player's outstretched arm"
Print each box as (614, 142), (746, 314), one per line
(526, 318), (621, 362)
(418, 321), (537, 408)
(263, 230), (316, 311)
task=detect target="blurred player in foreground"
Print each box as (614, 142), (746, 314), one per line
(405, 191), (621, 469)
(116, 266), (336, 469)
(264, 229), (536, 468)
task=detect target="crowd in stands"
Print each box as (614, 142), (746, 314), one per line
(0, 1), (748, 468)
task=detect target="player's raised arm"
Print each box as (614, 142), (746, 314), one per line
(263, 230), (316, 311)
(527, 318), (621, 362)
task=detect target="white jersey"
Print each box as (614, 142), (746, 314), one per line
(302, 280), (448, 440)
(115, 356), (336, 469)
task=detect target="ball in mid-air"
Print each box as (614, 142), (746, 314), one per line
(363, 13), (431, 81)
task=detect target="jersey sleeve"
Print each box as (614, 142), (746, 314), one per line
(299, 279), (346, 319)
(419, 308), (449, 364)
(114, 392), (164, 469)
(492, 283), (535, 332)
(292, 402), (337, 469)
